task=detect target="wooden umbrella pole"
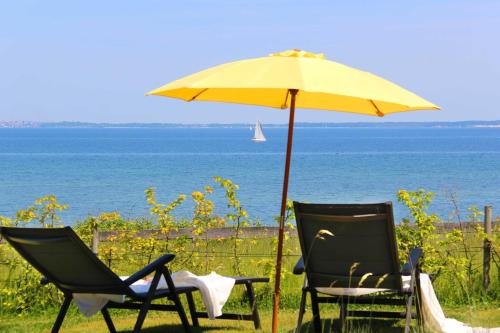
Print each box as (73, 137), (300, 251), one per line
(272, 89), (298, 333)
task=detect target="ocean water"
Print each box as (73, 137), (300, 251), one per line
(0, 127), (498, 225)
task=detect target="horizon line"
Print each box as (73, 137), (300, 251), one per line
(2, 120), (500, 125)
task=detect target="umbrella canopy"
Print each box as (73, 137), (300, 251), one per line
(147, 49), (439, 115)
(146, 49), (440, 333)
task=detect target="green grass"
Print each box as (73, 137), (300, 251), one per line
(1, 305), (499, 333)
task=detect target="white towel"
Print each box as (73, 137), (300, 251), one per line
(316, 273), (499, 332)
(73, 271), (235, 319)
(71, 293), (124, 317)
(171, 271), (235, 319)
(419, 273), (500, 333)
(316, 275), (412, 297)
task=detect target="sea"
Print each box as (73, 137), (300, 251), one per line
(0, 127), (498, 225)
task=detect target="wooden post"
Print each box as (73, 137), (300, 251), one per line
(483, 206), (492, 289)
(91, 224), (99, 255)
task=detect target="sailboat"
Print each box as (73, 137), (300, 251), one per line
(252, 121), (266, 142)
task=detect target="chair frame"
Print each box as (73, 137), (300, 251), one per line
(186, 276), (268, 330)
(292, 202), (423, 333)
(0, 226), (193, 333)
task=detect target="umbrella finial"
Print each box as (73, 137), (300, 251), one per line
(269, 49), (326, 59)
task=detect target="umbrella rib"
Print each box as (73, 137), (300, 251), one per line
(369, 99), (385, 117)
(280, 90), (290, 109)
(188, 88), (208, 101)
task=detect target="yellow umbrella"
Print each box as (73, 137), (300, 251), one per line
(146, 49), (440, 333)
(147, 49), (439, 115)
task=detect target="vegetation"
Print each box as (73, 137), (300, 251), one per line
(0, 179), (499, 332)
(1, 307), (499, 333)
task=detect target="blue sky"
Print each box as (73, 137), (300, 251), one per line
(0, 1), (498, 123)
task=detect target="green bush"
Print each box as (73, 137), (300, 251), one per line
(396, 189), (499, 305)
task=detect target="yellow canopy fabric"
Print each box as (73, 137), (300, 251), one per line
(147, 49), (439, 116)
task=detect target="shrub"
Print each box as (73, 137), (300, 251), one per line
(396, 189), (499, 305)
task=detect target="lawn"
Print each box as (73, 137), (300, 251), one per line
(1, 305), (499, 333)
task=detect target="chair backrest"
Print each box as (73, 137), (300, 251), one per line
(0, 226), (129, 294)
(294, 202), (402, 290)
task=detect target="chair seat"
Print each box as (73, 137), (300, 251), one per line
(131, 285), (199, 300)
(130, 276), (268, 300)
(316, 275), (411, 296)
(232, 276), (270, 284)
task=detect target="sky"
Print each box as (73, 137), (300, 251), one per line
(0, 0), (499, 124)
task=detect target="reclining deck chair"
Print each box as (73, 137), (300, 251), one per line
(293, 202), (422, 333)
(0, 226), (194, 333)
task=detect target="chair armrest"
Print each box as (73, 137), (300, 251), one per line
(401, 248), (422, 276)
(293, 257), (305, 275)
(123, 253), (175, 285)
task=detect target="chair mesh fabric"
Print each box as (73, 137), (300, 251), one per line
(294, 202), (402, 290)
(0, 227), (125, 293)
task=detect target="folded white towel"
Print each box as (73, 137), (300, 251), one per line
(73, 271), (235, 320)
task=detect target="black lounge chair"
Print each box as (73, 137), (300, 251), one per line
(293, 202), (422, 333)
(0, 226), (194, 333)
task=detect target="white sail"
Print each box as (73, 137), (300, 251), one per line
(252, 121), (266, 142)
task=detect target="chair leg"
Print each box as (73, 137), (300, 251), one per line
(101, 308), (117, 333)
(295, 288), (307, 333)
(310, 289), (322, 333)
(416, 273), (423, 332)
(171, 290), (192, 333)
(133, 299), (152, 333)
(161, 267), (192, 333)
(133, 269), (163, 333)
(51, 295), (72, 333)
(186, 291), (200, 327)
(339, 299), (348, 333)
(415, 292), (423, 333)
(245, 282), (262, 329)
(404, 293), (414, 333)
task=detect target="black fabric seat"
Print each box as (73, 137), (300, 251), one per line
(293, 201), (423, 333)
(0, 226), (192, 333)
(131, 285), (198, 299)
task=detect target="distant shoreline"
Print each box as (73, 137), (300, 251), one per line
(1, 120), (500, 129)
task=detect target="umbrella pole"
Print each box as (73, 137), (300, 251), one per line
(272, 89), (298, 333)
